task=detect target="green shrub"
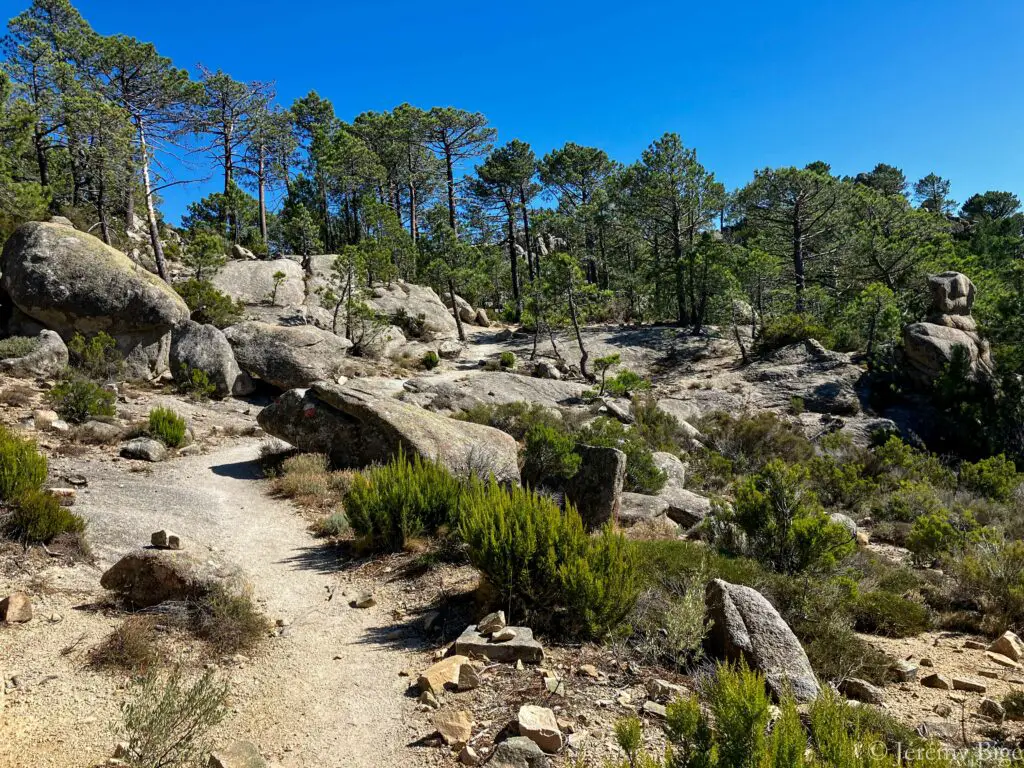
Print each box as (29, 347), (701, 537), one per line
(628, 585), (707, 669)
(631, 395), (687, 451)
(0, 335), (38, 360)
(499, 351), (516, 369)
(906, 510), (960, 566)
(422, 350), (440, 370)
(390, 309), (427, 339)
(959, 454), (1019, 501)
(604, 369), (650, 398)
(522, 423), (581, 486)
(696, 411), (813, 476)
(853, 589), (931, 637)
(314, 512), (350, 537)
(174, 279), (244, 328)
(5, 488), (86, 543)
(118, 667), (228, 768)
(869, 480), (944, 523)
(953, 538), (1024, 630)
(789, 395), (805, 415)
(867, 436), (955, 489)
(148, 407), (188, 448)
(46, 373), (116, 423)
(729, 460), (854, 574)
(757, 312), (833, 352)
(68, 331), (122, 381)
(455, 401), (564, 441)
(1003, 690), (1024, 720)
(0, 425), (47, 502)
(804, 454), (877, 509)
(344, 450), (464, 552)
(176, 366), (217, 400)
(458, 480), (640, 638)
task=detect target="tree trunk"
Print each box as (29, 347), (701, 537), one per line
(448, 278), (466, 342)
(519, 186), (534, 281)
(257, 147), (268, 245)
(506, 203), (521, 322)
(137, 121), (168, 281)
(97, 170), (111, 246)
(33, 127), (50, 189)
(793, 203), (806, 313)
(444, 145), (457, 235)
(567, 281), (591, 381)
(409, 181), (418, 241)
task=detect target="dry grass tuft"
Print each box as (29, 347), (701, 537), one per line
(0, 385), (36, 408)
(90, 616), (162, 673)
(271, 453), (349, 511)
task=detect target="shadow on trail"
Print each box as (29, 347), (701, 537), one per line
(277, 542), (359, 574)
(209, 459), (264, 481)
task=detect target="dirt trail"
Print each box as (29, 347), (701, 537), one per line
(2, 440), (426, 768)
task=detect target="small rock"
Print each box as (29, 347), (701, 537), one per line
(490, 737), (550, 768)
(275, 618), (291, 628)
(952, 676), (987, 693)
(949, 692), (967, 703)
(839, 678), (885, 706)
(207, 740), (269, 768)
(422, 611), (441, 633)
(33, 409), (59, 430)
(150, 530), (182, 550)
(50, 419), (69, 433)
(120, 437), (167, 462)
(515, 659), (525, 671)
(491, 627), (517, 643)
(0, 593), (32, 623)
(543, 676), (565, 696)
(435, 709), (474, 745)
(459, 745), (480, 766)
(979, 669), (1001, 680)
(921, 673), (953, 690)
(418, 655), (469, 697)
(418, 691), (440, 709)
(934, 703), (953, 717)
(989, 631), (1024, 662)
(616, 692), (632, 706)
(477, 610), (506, 634)
(891, 660), (919, 683)
(579, 664), (600, 679)
(985, 651), (1020, 669)
(646, 679), (684, 701)
(642, 701), (667, 719)
(353, 592), (375, 609)
(920, 658), (933, 667)
(518, 705), (563, 753)
(980, 698), (1005, 721)
(458, 664), (482, 692)
(965, 640), (988, 650)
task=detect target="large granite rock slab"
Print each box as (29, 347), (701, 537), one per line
(258, 381), (521, 483)
(170, 320), (253, 397)
(211, 259), (305, 307)
(224, 321), (351, 390)
(1, 221), (189, 377)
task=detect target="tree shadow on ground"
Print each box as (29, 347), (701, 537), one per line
(209, 458), (264, 481)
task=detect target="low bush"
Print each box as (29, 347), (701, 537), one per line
(190, 586), (270, 655)
(46, 373), (116, 424)
(422, 350), (440, 370)
(4, 488), (86, 543)
(174, 278), (244, 329)
(905, 510), (961, 566)
(314, 512), (349, 537)
(604, 368), (650, 398)
(118, 667), (228, 768)
(176, 366), (216, 400)
(852, 589), (931, 637)
(959, 454), (1020, 502)
(458, 479), (640, 638)
(499, 351), (516, 369)
(1004, 690), (1024, 720)
(272, 453), (343, 510)
(627, 584), (707, 669)
(631, 394), (687, 451)
(757, 312), (834, 352)
(695, 411), (814, 479)
(68, 331), (122, 381)
(953, 538), (1024, 631)
(90, 616), (161, 673)
(0, 425), (47, 502)
(522, 423), (580, 486)
(345, 450), (465, 552)
(0, 384), (35, 407)
(148, 407), (188, 448)
(869, 480), (945, 523)
(0, 335), (38, 360)
(455, 401), (564, 441)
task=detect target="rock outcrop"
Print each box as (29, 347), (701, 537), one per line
(224, 321), (352, 390)
(903, 272), (993, 384)
(100, 549), (243, 608)
(704, 578), (820, 702)
(563, 445), (625, 529)
(0, 221), (189, 377)
(258, 381), (521, 483)
(0, 330), (68, 379)
(400, 371), (588, 414)
(211, 259), (305, 307)
(364, 281), (458, 340)
(170, 320), (253, 397)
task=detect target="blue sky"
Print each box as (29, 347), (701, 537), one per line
(23, 0), (1024, 224)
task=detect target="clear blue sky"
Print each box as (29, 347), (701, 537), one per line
(26, 0), (1024, 224)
